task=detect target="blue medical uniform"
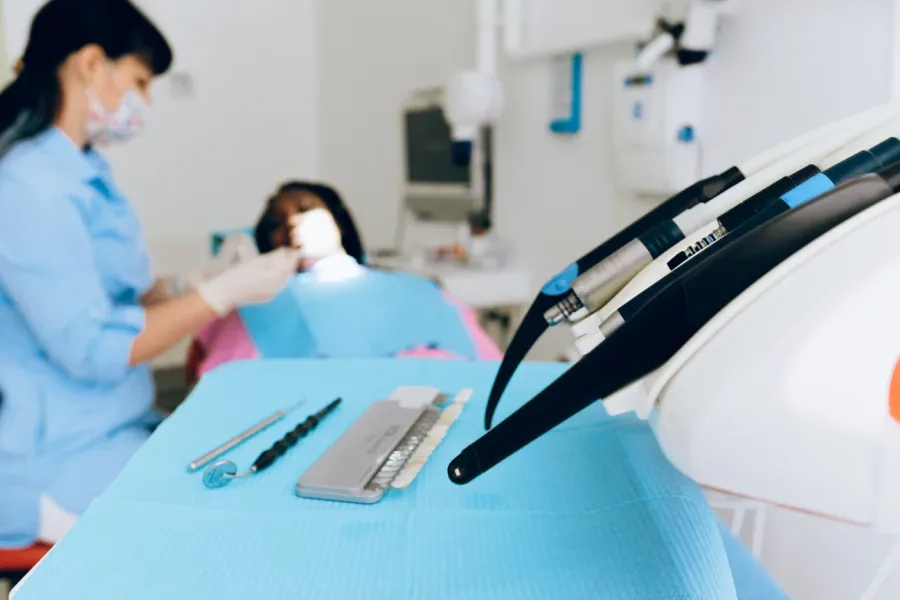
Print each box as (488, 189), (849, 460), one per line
(0, 128), (158, 547)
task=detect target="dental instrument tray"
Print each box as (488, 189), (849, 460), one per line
(296, 386), (471, 504)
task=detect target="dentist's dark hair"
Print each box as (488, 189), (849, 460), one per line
(0, 0), (172, 157)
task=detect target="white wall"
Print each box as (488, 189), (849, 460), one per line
(118, 0), (319, 275)
(316, 0), (475, 251)
(317, 0), (898, 598)
(2, 0), (320, 276)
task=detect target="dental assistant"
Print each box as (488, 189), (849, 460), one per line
(0, 0), (300, 548)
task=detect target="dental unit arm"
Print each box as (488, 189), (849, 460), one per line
(443, 0), (502, 163)
(564, 110), (900, 330)
(571, 134), (900, 353)
(451, 157), (900, 485)
(574, 123), (900, 340)
(635, 0), (738, 72)
(484, 98), (900, 429)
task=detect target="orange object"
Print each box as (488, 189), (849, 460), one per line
(0, 543), (50, 572)
(889, 356), (900, 423)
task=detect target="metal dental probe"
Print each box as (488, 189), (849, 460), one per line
(187, 398), (306, 472)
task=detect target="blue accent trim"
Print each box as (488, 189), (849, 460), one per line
(210, 227), (255, 256)
(624, 75), (653, 86)
(542, 262), (579, 295)
(549, 53), (582, 135)
(451, 140), (472, 168)
(780, 173), (835, 209)
(677, 126), (695, 143)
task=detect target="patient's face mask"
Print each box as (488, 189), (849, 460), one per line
(85, 63), (150, 145)
(291, 208), (344, 262)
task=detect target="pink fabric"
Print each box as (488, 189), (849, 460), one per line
(395, 346), (465, 359)
(191, 289), (502, 379)
(194, 311), (260, 378)
(440, 291), (503, 359)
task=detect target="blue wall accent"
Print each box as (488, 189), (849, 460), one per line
(549, 53), (582, 135)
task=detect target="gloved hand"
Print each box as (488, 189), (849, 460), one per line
(196, 246), (301, 316)
(208, 233), (260, 274)
(169, 233), (260, 297)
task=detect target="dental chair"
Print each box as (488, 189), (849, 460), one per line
(187, 227), (502, 384)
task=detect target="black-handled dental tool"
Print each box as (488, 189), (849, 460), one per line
(202, 398), (342, 489)
(480, 101), (900, 431)
(449, 158), (900, 485)
(482, 168), (743, 431)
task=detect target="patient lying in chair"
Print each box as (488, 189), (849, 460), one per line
(188, 181), (501, 381)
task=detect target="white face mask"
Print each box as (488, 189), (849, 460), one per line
(85, 70), (150, 145)
(291, 208), (344, 260)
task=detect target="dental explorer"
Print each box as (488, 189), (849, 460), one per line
(202, 397), (342, 489)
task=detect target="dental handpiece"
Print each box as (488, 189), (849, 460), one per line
(541, 108), (900, 328)
(187, 399), (305, 472)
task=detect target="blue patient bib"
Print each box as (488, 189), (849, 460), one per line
(239, 264), (479, 359)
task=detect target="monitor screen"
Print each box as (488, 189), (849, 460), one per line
(404, 107), (470, 185)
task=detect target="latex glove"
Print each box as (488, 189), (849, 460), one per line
(196, 232), (260, 283)
(211, 233), (260, 272)
(196, 247), (301, 316)
(170, 233), (260, 296)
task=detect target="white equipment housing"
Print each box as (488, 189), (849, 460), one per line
(443, 0), (503, 143)
(443, 70), (503, 143)
(612, 60), (705, 196)
(613, 0), (737, 196)
(610, 192), (900, 534)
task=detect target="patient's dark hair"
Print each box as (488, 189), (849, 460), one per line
(254, 181), (366, 264)
(0, 0), (173, 155)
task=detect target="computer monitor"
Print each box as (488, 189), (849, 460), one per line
(402, 89), (485, 223)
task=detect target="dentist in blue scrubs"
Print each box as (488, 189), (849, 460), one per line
(0, 0), (302, 548)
